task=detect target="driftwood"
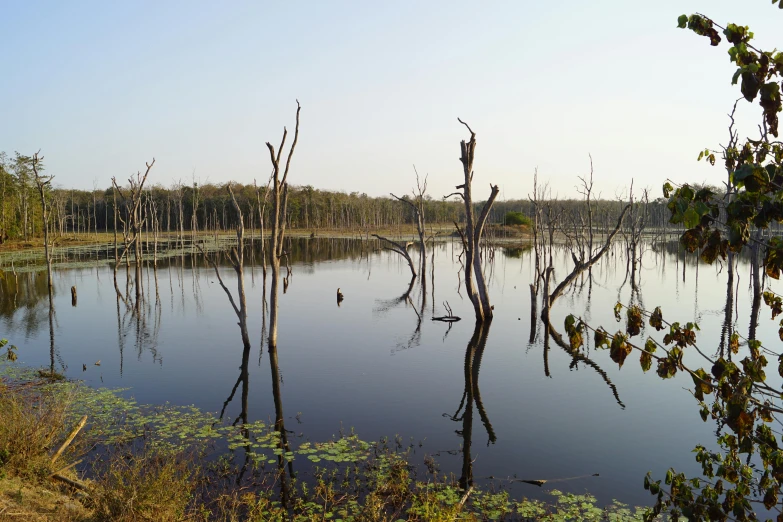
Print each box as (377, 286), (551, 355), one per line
(51, 473), (90, 492)
(458, 486), (473, 508)
(51, 415), (87, 465)
(432, 301), (461, 322)
(481, 473), (600, 487)
(372, 234), (417, 277)
(50, 459), (83, 477)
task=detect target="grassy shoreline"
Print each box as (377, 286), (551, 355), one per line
(0, 362), (650, 521)
(0, 225), (532, 253)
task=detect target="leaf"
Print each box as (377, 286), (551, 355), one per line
(680, 228), (704, 252)
(701, 229), (727, 264)
(640, 351), (652, 372)
(741, 71), (761, 102)
(626, 306), (643, 337)
(764, 487), (778, 510)
(594, 328), (609, 349)
(610, 333), (632, 368)
(649, 307), (664, 331)
(729, 333), (740, 354)
(683, 208), (700, 229)
(691, 368), (713, 401)
(677, 14), (688, 28)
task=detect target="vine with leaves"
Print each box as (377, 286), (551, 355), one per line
(562, 6), (783, 521)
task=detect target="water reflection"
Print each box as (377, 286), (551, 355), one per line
(216, 272), (295, 503)
(1, 237), (772, 508)
(447, 321), (495, 491)
(0, 270), (50, 335)
(545, 321), (625, 408)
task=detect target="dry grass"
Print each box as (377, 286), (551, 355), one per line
(0, 475), (91, 521)
(87, 447), (198, 522)
(0, 382), (80, 481)
(0, 381), (91, 521)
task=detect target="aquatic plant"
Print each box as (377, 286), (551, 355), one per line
(1, 361), (650, 520)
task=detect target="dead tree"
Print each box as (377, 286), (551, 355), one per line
(390, 166), (428, 272)
(446, 119), (500, 322)
(197, 184), (251, 351)
(255, 175), (273, 277)
(265, 101), (301, 348)
(621, 182), (649, 290)
(576, 157), (596, 265)
(31, 152), (54, 288)
(542, 204), (630, 322)
(112, 159), (155, 308)
(372, 234), (416, 277)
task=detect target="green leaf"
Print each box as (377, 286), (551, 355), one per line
(732, 68), (742, 85)
(677, 14), (688, 28)
(683, 208), (700, 229)
(640, 351), (652, 372)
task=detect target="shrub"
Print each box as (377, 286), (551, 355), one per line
(502, 211), (531, 226)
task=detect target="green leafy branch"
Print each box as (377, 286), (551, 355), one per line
(565, 300), (783, 520)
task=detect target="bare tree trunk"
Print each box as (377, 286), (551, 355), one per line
(265, 101), (301, 348)
(447, 120), (499, 322)
(32, 152), (54, 288)
(256, 177), (272, 278)
(391, 166), (428, 272)
(112, 160), (155, 310)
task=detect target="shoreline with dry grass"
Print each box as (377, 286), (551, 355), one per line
(1, 358), (649, 521)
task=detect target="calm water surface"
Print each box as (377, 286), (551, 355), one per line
(0, 237), (771, 508)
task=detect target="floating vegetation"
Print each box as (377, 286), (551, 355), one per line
(1, 361), (653, 520)
(0, 237), (235, 273)
(0, 361), (372, 467)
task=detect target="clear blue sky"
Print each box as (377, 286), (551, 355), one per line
(1, 1), (779, 200)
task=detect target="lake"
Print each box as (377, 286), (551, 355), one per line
(0, 236), (768, 509)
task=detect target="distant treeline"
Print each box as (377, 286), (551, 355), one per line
(1, 151), (681, 240)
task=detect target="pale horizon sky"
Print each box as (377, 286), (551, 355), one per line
(1, 1), (779, 201)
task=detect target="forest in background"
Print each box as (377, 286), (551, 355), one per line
(0, 150), (683, 241)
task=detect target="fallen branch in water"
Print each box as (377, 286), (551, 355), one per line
(432, 300), (461, 322)
(481, 473), (600, 487)
(51, 473), (90, 492)
(51, 415), (87, 465)
(459, 485), (473, 507)
(50, 459), (83, 478)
